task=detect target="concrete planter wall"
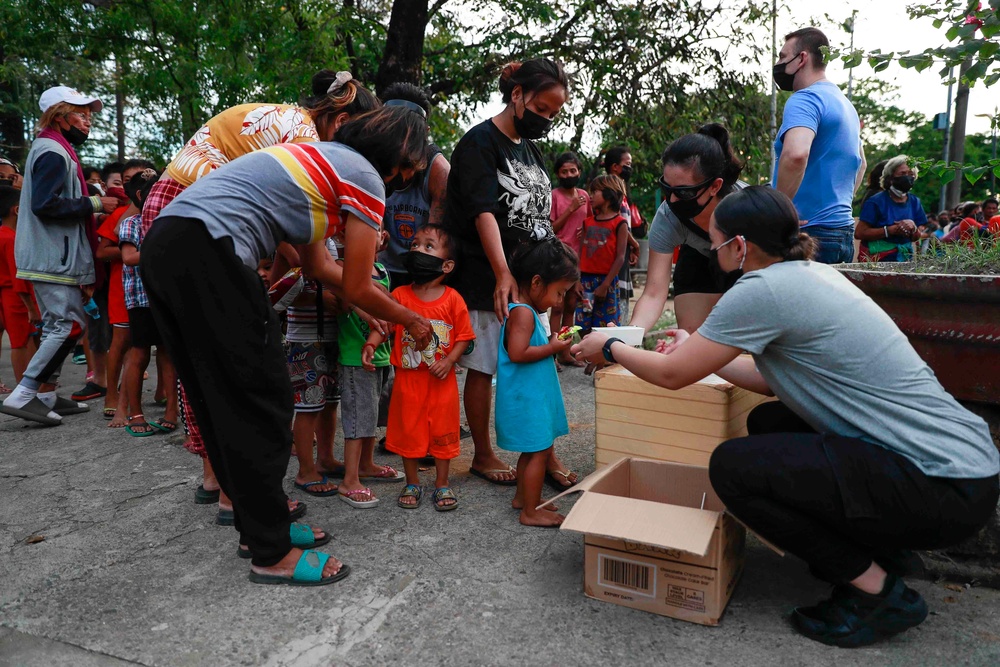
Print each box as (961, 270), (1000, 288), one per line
(835, 265), (1000, 407)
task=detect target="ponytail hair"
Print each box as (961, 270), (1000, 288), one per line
(661, 123), (744, 195)
(498, 58), (569, 104)
(302, 69), (380, 125)
(713, 186), (815, 262)
(509, 237), (580, 287)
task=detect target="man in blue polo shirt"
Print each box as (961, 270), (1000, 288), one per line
(772, 27), (866, 264)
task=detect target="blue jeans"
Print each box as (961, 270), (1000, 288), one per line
(803, 226), (855, 264)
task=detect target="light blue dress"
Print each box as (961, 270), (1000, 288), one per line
(495, 303), (569, 453)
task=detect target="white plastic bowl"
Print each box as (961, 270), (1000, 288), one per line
(592, 325), (645, 347)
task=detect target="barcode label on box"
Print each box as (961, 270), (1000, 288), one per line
(598, 554), (656, 598)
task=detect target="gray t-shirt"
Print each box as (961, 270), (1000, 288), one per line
(699, 261), (1000, 479)
(161, 142), (384, 268)
(648, 181), (747, 258)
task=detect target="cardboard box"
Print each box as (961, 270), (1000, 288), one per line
(594, 364), (770, 469)
(546, 457), (753, 626)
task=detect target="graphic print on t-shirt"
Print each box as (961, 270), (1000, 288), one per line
(401, 319), (455, 369)
(583, 225), (613, 259)
(497, 158), (552, 240)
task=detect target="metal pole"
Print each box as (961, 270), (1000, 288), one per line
(940, 68), (954, 213)
(846, 11), (857, 101)
(770, 0), (777, 181)
(992, 124), (997, 195)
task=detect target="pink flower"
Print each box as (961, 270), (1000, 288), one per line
(965, 14), (984, 28)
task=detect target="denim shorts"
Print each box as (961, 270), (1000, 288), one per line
(340, 364), (391, 439)
(803, 226), (856, 264)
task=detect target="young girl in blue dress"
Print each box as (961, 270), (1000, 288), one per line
(495, 238), (579, 527)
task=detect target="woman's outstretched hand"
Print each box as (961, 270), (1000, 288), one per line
(654, 328), (689, 355)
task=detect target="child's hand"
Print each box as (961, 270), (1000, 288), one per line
(569, 193), (586, 212)
(428, 358), (453, 380)
(594, 283), (609, 299)
(550, 335), (574, 356)
(361, 344), (376, 372)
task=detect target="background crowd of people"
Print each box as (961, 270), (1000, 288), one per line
(0, 23), (997, 650)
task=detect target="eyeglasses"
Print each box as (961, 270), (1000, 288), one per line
(66, 112), (92, 123)
(658, 176), (715, 202)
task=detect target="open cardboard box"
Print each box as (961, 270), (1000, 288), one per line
(543, 457), (781, 626)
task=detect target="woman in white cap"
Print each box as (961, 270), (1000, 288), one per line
(1, 87), (119, 425)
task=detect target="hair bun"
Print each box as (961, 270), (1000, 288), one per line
(782, 232), (816, 262)
(498, 62), (523, 96)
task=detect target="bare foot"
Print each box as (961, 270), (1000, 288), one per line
(107, 411), (128, 428)
(249, 547), (344, 579)
(512, 498), (558, 511)
(519, 508), (565, 527)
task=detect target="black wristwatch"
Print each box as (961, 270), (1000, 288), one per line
(602, 337), (624, 364)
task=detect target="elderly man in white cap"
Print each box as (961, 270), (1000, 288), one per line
(0, 86), (119, 425)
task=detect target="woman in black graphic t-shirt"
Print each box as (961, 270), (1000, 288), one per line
(444, 58), (571, 487)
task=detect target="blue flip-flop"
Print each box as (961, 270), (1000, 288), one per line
(247, 549), (351, 586)
(237, 523), (331, 559)
(294, 476), (338, 497)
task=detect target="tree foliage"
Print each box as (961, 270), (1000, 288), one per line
(1, 0), (775, 185)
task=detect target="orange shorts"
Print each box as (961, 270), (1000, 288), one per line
(385, 367), (461, 460)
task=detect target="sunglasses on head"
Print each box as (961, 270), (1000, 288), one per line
(658, 176), (715, 202)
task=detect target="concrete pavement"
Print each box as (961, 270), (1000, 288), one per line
(2, 343), (999, 666)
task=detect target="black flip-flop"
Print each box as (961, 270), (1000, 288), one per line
(316, 464), (346, 478)
(544, 470), (579, 492)
(52, 395), (89, 416)
(217, 501), (307, 526)
(295, 476), (339, 497)
(469, 466), (518, 486)
(0, 397), (61, 426)
(195, 484), (220, 504)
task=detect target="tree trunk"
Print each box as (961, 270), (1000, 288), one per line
(0, 43), (27, 164)
(375, 0), (429, 93)
(946, 59), (972, 208)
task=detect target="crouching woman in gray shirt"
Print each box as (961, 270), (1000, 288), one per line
(573, 185), (1000, 649)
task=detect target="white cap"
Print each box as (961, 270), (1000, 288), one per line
(39, 86), (103, 114)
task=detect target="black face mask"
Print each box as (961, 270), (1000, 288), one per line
(512, 100), (553, 140)
(558, 175), (580, 189)
(709, 235), (745, 292)
(63, 125), (88, 146)
(619, 166), (633, 182)
(772, 57), (799, 92)
(667, 194), (711, 221)
(890, 175), (915, 193)
(384, 172), (407, 198)
(403, 251), (447, 284)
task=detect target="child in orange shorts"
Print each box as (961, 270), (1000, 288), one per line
(366, 224), (474, 511)
(0, 185), (40, 385)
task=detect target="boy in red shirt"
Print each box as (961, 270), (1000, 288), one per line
(576, 174), (629, 328)
(0, 185), (40, 384)
(367, 225), (475, 511)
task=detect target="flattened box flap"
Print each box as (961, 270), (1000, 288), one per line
(559, 493), (720, 557)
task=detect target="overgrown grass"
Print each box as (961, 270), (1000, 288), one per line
(860, 236), (1000, 276)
